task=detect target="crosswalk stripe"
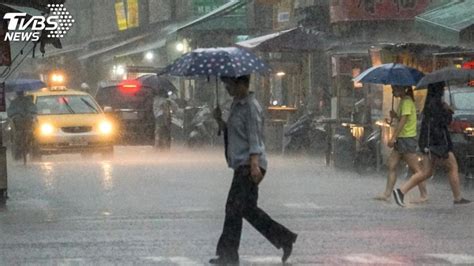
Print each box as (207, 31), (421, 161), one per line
(343, 254), (403, 264)
(426, 254), (474, 265)
(241, 256), (282, 263)
(284, 202), (323, 209)
(142, 256), (203, 265)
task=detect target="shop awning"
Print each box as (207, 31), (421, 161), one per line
(294, 0), (326, 9)
(236, 27), (337, 52)
(176, 0), (248, 33)
(42, 44), (85, 57)
(78, 34), (151, 61)
(415, 1), (474, 45)
(109, 23), (179, 60)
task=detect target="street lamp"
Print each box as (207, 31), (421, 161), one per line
(116, 65), (125, 76)
(176, 42), (185, 52)
(145, 52), (154, 61)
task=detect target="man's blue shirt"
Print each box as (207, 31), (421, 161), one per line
(226, 92), (267, 170)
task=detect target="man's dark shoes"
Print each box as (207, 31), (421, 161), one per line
(209, 256), (239, 265)
(454, 198), (471, 205)
(282, 234), (298, 263)
(393, 189), (405, 207)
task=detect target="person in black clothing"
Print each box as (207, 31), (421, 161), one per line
(394, 82), (471, 206)
(209, 75), (297, 264)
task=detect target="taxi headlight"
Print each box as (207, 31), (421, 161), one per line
(99, 121), (113, 135)
(40, 123), (55, 136)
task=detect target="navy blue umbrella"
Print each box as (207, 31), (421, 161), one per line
(5, 79), (46, 92)
(162, 47), (271, 77)
(161, 47), (270, 136)
(353, 63), (424, 86)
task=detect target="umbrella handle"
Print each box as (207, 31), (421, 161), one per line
(389, 95), (394, 125)
(216, 76), (222, 136)
(447, 80), (453, 106)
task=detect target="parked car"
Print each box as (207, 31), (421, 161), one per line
(444, 85), (474, 175)
(94, 80), (155, 145)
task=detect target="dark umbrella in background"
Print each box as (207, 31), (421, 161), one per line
(136, 74), (177, 96)
(416, 66), (474, 104)
(4, 79), (46, 93)
(353, 63), (424, 125)
(416, 67), (474, 88)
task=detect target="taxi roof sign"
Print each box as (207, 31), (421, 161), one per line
(48, 86), (68, 91)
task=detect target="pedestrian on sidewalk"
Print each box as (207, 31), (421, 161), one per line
(393, 82), (471, 206)
(153, 90), (173, 150)
(375, 86), (428, 203)
(210, 75), (297, 264)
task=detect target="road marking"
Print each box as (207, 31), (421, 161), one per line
(343, 254), (403, 264)
(242, 256), (282, 263)
(426, 254), (474, 265)
(284, 202), (323, 209)
(142, 256), (203, 265)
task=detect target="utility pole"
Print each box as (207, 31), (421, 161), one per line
(0, 83), (7, 204)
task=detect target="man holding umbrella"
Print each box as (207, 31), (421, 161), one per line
(211, 75), (297, 264)
(162, 47), (298, 263)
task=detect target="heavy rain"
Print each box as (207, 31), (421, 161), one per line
(1, 0), (474, 265)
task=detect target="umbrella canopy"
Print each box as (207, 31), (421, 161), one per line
(416, 67), (474, 88)
(161, 47), (270, 77)
(136, 74), (177, 96)
(354, 63), (424, 86)
(4, 79), (46, 92)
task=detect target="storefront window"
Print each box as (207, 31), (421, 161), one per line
(269, 73), (291, 107)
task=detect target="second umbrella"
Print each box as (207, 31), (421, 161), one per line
(353, 63), (424, 87)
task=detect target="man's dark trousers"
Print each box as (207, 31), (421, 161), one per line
(216, 165), (297, 260)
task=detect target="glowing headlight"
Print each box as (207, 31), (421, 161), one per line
(40, 123), (55, 136)
(99, 121), (113, 134)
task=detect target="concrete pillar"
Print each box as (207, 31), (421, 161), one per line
(0, 134), (7, 202)
(0, 145), (8, 203)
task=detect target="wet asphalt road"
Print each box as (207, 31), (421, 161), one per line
(1, 146), (474, 265)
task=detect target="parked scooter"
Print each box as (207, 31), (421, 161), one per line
(284, 112), (327, 155)
(353, 127), (381, 174)
(186, 105), (219, 147)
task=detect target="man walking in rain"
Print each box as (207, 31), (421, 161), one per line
(210, 75), (297, 264)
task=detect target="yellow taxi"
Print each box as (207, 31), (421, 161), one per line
(28, 86), (116, 158)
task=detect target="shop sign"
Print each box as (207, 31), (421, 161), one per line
(115, 0), (140, 31)
(278, 12), (290, 22)
(127, 0), (139, 28)
(115, 1), (128, 31)
(330, 0), (430, 23)
(193, 0), (228, 16)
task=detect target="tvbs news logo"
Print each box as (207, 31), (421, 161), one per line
(3, 4), (74, 42)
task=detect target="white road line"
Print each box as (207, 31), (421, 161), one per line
(284, 203), (323, 209)
(142, 256), (203, 265)
(426, 254), (474, 265)
(343, 254), (403, 264)
(241, 256), (282, 263)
